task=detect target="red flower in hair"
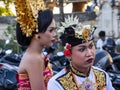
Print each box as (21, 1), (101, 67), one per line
(64, 43), (71, 56)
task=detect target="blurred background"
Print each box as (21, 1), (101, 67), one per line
(0, 0), (120, 53)
(1, 1), (120, 90)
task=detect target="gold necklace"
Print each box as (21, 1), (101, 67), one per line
(71, 70), (96, 90)
(70, 63), (87, 77)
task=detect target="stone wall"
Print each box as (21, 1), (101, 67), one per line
(54, 12), (96, 21)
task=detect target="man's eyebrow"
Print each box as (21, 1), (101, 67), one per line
(78, 45), (86, 47)
(78, 42), (93, 47)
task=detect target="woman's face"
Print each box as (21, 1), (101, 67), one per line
(70, 40), (96, 70)
(39, 19), (56, 47)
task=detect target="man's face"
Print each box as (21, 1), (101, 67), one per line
(70, 40), (96, 71)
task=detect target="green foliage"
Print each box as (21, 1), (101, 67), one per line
(5, 9), (14, 16)
(3, 23), (21, 54)
(0, 40), (5, 49)
(0, 6), (14, 16)
(0, 0), (15, 16)
(0, 6), (6, 16)
(4, 24), (16, 41)
(5, 41), (20, 54)
(0, 0), (13, 3)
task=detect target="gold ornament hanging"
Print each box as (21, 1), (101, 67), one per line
(14, 0), (45, 37)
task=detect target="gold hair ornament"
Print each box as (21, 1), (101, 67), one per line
(58, 15), (95, 41)
(14, 0), (45, 37)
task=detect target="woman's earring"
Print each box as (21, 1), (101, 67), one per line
(37, 36), (40, 39)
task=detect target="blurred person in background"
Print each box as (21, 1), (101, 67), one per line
(115, 38), (120, 45)
(96, 31), (116, 54)
(96, 30), (107, 50)
(115, 45), (120, 54)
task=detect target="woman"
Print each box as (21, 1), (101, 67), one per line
(15, 0), (56, 90)
(48, 16), (115, 90)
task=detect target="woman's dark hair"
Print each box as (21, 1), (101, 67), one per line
(16, 9), (53, 46)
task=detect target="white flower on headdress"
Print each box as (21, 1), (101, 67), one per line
(57, 15), (95, 41)
(74, 23), (83, 37)
(58, 15), (81, 33)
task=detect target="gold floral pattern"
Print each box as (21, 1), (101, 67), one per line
(93, 69), (106, 89)
(58, 71), (78, 90)
(57, 67), (106, 90)
(14, 0), (45, 37)
(82, 28), (90, 42)
(70, 63), (87, 77)
(58, 15), (96, 42)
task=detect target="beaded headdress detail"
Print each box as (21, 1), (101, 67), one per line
(59, 15), (96, 56)
(14, 0), (45, 37)
(58, 15), (96, 42)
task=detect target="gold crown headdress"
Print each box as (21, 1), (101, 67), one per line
(58, 15), (96, 41)
(14, 0), (45, 37)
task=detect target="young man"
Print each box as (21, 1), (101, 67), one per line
(48, 16), (115, 90)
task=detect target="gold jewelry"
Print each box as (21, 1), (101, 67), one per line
(70, 63), (96, 89)
(57, 67), (106, 90)
(71, 72), (96, 90)
(58, 15), (96, 42)
(14, 0), (45, 37)
(71, 69), (96, 90)
(70, 63), (87, 77)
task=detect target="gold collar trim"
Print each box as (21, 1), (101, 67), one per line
(57, 67), (107, 90)
(70, 63), (89, 77)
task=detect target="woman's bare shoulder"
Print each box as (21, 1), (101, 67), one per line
(19, 53), (44, 72)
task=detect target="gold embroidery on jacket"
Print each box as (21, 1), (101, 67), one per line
(93, 69), (106, 89)
(57, 68), (106, 90)
(58, 72), (78, 90)
(70, 63), (87, 77)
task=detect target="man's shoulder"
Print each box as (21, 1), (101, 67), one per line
(92, 66), (106, 74)
(48, 69), (66, 90)
(49, 69), (66, 82)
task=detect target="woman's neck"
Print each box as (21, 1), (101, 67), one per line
(27, 41), (44, 54)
